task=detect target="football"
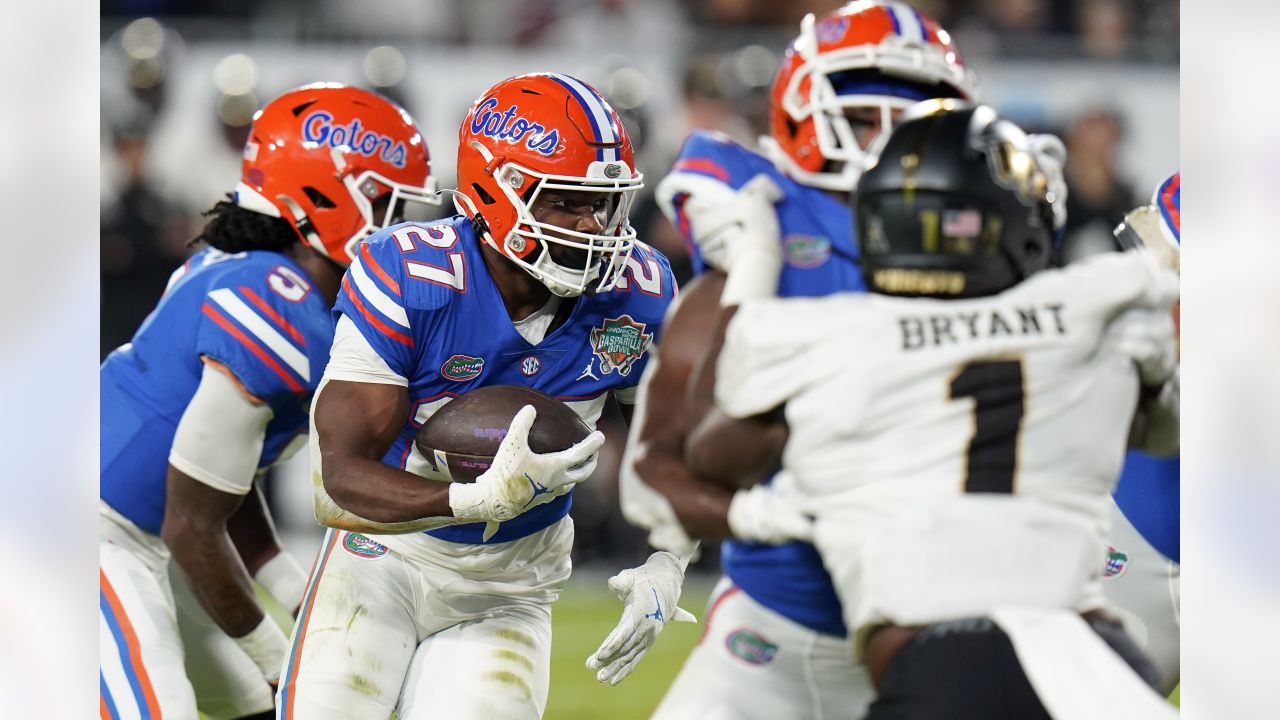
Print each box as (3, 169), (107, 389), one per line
(413, 385), (592, 483)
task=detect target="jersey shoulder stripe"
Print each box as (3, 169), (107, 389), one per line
(200, 302), (306, 393)
(358, 219), (468, 312)
(672, 130), (775, 188)
(206, 287), (311, 382)
(237, 285), (307, 346)
(339, 273), (414, 347)
(349, 255), (411, 329)
(359, 241), (401, 296)
(672, 157), (730, 182)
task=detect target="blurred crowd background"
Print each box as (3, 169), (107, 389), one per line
(100, 0), (1180, 576)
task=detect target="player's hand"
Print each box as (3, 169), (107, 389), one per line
(727, 479), (815, 544)
(682, 174), (785, 303)
(1105, 307), (1177, 388)
(449, 405), (604, 528)
(586, 551), (696, 686)
(1027, 133), (1068, 231)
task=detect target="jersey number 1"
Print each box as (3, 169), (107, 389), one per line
(949, 359), (1024, 494)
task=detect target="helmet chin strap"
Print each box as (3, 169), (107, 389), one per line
(444, 187), (592, 296)
(443, 188), (501, 253)
(275, 194), (325, 255)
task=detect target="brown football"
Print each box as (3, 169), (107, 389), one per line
(413, 385), (591, 483)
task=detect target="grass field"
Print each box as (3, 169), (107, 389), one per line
(546, 573), (714, 719)
(252, 571), (714, 719)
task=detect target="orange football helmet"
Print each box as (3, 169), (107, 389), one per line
(764, 1), (978, 192)
(234, 83), (440, 265)
(455, 73), (642, 297)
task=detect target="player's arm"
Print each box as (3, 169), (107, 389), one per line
(312, 378), (457, 526)
(624, 272), (806, 544)
(625, 272), (738, 539)
(314, 317), (603, 534)
(226, 479), (307, 613)
(683, 301), (788, 487)
(161, 361), (289, 686)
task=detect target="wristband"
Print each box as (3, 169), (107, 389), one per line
(233, 615), (289, 684)
(253, 552), (307, 612)
(448, 482), (486, 522)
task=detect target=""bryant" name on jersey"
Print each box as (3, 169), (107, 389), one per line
(898, 302), (1067, 350)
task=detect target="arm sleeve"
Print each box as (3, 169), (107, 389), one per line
(169, 361), (274, 496)
(324, 315), (409, 386)
(332, 245), (419, 378)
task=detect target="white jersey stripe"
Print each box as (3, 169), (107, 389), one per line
(547, 73), (620, 162)
(209, 288), (311, 382)
(350, 257), (412, 329)
(100, 611), (142, 719)
(890, 2), (925, 41)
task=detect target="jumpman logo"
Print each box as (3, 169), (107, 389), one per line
(523, 473), (551, 507)
(576, 359), (599, 382)
(644, 587), (665, 623)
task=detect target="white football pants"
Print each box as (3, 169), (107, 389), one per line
(1101, 500), (1180, 693)
(652, 577), (874, 720)
(277, 518), (573, 720)
(99, 503), (275, 720)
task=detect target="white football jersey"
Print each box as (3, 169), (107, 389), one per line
(714, 250), (1179, 644)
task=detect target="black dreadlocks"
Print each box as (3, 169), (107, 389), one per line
(190, 195), (300, 254)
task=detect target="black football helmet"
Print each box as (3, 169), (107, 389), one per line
(854, 100), (1061, 298)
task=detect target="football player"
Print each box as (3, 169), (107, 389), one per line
(1097, 171), (1182, 693)
(278, 72), (685, 720)
(687, 102), (1179, 719)
(100, 84), (439, 719)
(603, 3), (981, 715)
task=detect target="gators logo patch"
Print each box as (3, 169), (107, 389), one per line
(342, 533), (388, 559)
(725, 629), (778, 666)
(440, 354), (484, 381)
(783, 234), (832, 269)
(1103, 546), (1129, 578)
(590, 315), (652, 377)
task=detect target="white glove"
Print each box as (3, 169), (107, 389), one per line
(727, 481), (815, 544)
(681, 174), (785, 305)
(586, 551), (697, 685)
(449, 405), (604, 540)
(1105, 307), (1177, 388)
(1027, 133), (1069, 232)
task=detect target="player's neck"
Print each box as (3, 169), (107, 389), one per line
(479, 241), (557, 321)
(286, 245), (344, 307)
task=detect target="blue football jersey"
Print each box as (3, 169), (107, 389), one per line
(662, 131), (856, 636)
(335, 215), (676, 545)
(1113, 452), (1179, 563)
(101, 248), (336, 535)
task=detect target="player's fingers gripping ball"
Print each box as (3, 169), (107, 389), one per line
(431, 386), (601, 527)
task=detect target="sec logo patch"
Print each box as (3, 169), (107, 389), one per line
(520, 356), (541, 376)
